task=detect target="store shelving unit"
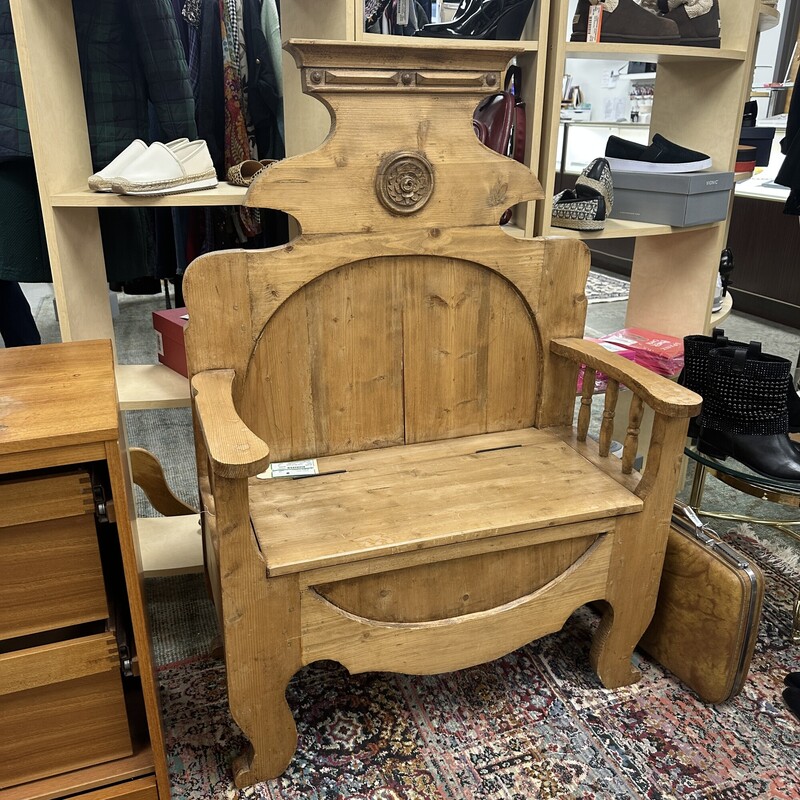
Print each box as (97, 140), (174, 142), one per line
(538, 0), (763, 339)
(17, 0), (765, 378)
(10, 0), (221, 409)
(280, 0), (548, 236)
(280, 0), (764, 338)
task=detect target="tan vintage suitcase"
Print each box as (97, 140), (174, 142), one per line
(639, 501), (765, 704)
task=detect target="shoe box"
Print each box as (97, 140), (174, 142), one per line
(608, 170), (734, 227)
(738, 126), (776, 167)
(152, 307), (189, 377)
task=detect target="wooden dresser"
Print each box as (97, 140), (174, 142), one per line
(0, 341), (170, 800)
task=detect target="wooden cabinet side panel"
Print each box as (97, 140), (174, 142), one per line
(104, 443), (171, 800)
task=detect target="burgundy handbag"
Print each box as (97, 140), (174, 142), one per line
(473, 65), (526, 224)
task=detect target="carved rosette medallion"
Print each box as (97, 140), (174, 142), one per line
(376, 151), (434, 215)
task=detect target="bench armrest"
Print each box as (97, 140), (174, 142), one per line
(551, 338), (701, 418)
(192, 369), (271, 479)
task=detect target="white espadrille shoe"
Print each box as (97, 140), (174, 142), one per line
(110, 140), (217, 197)
(88, 138), (189, 192)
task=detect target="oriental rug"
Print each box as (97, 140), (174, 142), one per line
(153, 525), (799, 800)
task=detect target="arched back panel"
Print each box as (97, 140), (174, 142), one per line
(240, 254), (540, 462)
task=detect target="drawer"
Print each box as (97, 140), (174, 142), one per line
(77, 777), (159, 800)
(0, 472), (108, 640)
(0, 634), (133, 788)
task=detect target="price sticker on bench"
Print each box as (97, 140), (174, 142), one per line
(257, 459), (319, 480)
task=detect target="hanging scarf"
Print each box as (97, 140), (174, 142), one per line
(220, 0), (260, 237)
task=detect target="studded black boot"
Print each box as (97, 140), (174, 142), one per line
(680, 328), (730, 438)
(682, 330), (800, 440)
(698, 345), (800, 482)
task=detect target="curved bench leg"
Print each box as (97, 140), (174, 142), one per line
(590, 513), (670, 690)
(215, 477), (303, 787)
(232, 680), (298, 787)
(228, 572), (302, 787)
(590, 601), (641, 689)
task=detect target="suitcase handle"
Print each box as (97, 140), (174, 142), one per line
(672, 501), (750, 570)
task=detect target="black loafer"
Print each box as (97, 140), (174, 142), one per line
(605, 133), (712, 173)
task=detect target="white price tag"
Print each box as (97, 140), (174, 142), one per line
(257, 459), (319, 480)
(396, 0), (409, 26)
(155, 330), (164, 357)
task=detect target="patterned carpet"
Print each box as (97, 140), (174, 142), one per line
(585, 272), (630, 305)
(153, 527), (800, 800)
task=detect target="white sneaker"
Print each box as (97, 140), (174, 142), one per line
(110, 140), (217, 197)
(712, 273), (723, 313)
(88, 138), (189, 192)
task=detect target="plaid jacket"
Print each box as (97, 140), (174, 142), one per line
(0, 0), (197, 165)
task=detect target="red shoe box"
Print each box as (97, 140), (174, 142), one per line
(152, 307), (189, 377)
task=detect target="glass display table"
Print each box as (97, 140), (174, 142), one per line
(685, 445), (800, 643)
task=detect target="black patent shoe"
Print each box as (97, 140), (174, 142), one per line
(416, 0), (534, 40)
(413, 0), (479, 33)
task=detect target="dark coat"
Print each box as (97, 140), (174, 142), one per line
(243, 0), (283, 160)
(777, 86), (800, 215)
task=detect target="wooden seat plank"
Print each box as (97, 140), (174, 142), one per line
(249, 428), (642, 575)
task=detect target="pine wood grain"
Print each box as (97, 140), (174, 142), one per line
(192, 371), (271, 479)
(301, 534), (613, 675)
(0, 341), (118, 455)
(185, 40), (700, 786)
(0, 514), (107, 640)
(249, 428), (641, 575)
(0, 472), (94, 528)
(551, 338), (702, 417)
(0, 337), (171, 798)
(314, 535), (598, 621)
(0, 747), (155, 800)
(0, 635), (132, 787)
(129, 448), (197, 517)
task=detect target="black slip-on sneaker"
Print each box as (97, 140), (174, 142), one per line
(605, 133), (712, 172)
(575, 157), (614, 214)
(551, 189), (606, 231)
(571, 0), (680, 44)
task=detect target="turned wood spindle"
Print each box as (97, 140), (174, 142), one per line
(577, 367), (596, 442)
(599, 379), (619, 457)
(622, 394), (644, 474)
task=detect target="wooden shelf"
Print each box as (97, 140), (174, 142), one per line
(51, 185), (248, 208)
(116, 364), (190, 410)
(136, 514), (203, 576)
(548, 219), (722, 240)
(359, 31), (539, 51)
(758, 5), (780, 32)
(709, 292), (734, 326)
(565, 42), (747, 62)
(503, 223), (528, 239)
